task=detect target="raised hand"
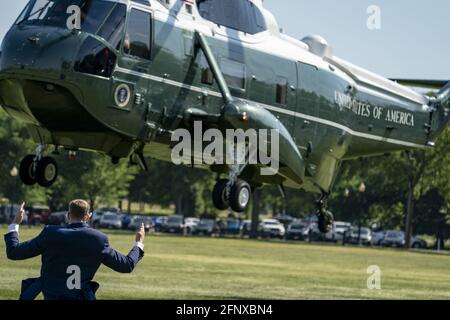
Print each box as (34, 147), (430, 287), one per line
(13, 202), (25, 225)
(135, 223), (145, 243)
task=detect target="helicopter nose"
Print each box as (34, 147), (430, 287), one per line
(0, 26), (87, 125)
(0, 26), (81, 80)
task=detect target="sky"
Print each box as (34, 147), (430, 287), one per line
(0, 0), (449, 80)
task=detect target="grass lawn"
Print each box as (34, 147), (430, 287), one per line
(1, 226), (450, 300)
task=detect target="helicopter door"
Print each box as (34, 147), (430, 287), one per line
(110, 6), (153, 136)
(266, 60), (298, 135)
(273, 73), (297, 132)
(294, 62), (319, 158)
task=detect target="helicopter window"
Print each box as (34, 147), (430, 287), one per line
(124, 9), (152, 61)
(201, 68), (214, 85)
(16, 0), (54, 22)
(196, 0), (267, 35)
(16, 0), (115, 35)
(196, 52), (214, 85)
(276, 77), (288, 105)
(97, 3), (127, 50)
(74, 37), (117, 78)
(80, 1), (115, 34)
(221, 58), (246, 90)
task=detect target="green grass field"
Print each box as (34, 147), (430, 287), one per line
(1, 226), (450, 300)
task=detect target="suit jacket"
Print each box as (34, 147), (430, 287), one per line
(4, 223), (144, 300)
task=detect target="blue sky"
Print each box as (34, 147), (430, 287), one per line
(1, 0), (449, 80)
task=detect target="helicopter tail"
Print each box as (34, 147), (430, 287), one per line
(389, 78), (450, 140)
(431, 82), (450, 140)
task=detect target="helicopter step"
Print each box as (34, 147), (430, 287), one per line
(19, 145), (58, 188)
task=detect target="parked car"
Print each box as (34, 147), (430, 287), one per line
(98, 208), (121, 214)
(121, 214), (133, 229)
(381, 231), (405, 247)
(0, 204), (22, 224)
(128, 216), (152, 232)
(240, 220), (252, 238)
(192, 219), (217, 236)
(259, 219), (286, 239)
(184, 217), (200, 234)
(371, 230), (386, 246)
(25, 205), (51, 225)
(98, 213), (122, 229)
(348, 227), (372, 245)
(218, 218), (241, 236)
(91, 210), (106, 228)
(153, 216), (168, 232)
(47, 211), (68, 226)
(303, 222), (326, 242)
(411, 237), (428, 249)
(273, 214), (295, 228)
(162, 215), (185, 234)
(380, 231), (427, 248)
(286, 221), (309, 240)
(326, 221), (352, 242)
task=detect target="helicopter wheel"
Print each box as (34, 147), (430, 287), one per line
(212, 179), (230, 211)
(229, 180), (252, 213)
(35, 157), (58, 188)
(19, 155), (37, 186)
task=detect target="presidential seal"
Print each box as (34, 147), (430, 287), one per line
(114, 84), (131, 108)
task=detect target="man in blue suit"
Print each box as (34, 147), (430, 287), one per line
(4, 200), (146, 300)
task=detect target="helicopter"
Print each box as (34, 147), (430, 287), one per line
(0, 0), (449, 232)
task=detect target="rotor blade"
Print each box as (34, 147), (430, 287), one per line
(390, 79), (449, 89)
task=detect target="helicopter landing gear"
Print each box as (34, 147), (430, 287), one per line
(19, 145), (59, 188)
(212, 179), (230, 211)
(19, 155), (37, 186)
(316, 192), (334, 234)
(212, 144), (254, 212)
(212, 178), (252, 213)
(35, 156), (58, 188)
(229, 180), (251, 212)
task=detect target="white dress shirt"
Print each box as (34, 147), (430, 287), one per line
(6, 223), (19, 234)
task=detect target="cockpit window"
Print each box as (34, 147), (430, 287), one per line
(16, 0), (115, 35)
(16, 0), (129, 51)
(196, 0), (267, 35)
(97, 3), (126, 50)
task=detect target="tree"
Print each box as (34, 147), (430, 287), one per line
(329, 128), (450, 246)
(50, 152), (137, 210)
(128, 160), (218, 217)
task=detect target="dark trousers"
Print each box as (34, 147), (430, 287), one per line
(20, 278), (99, 300)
